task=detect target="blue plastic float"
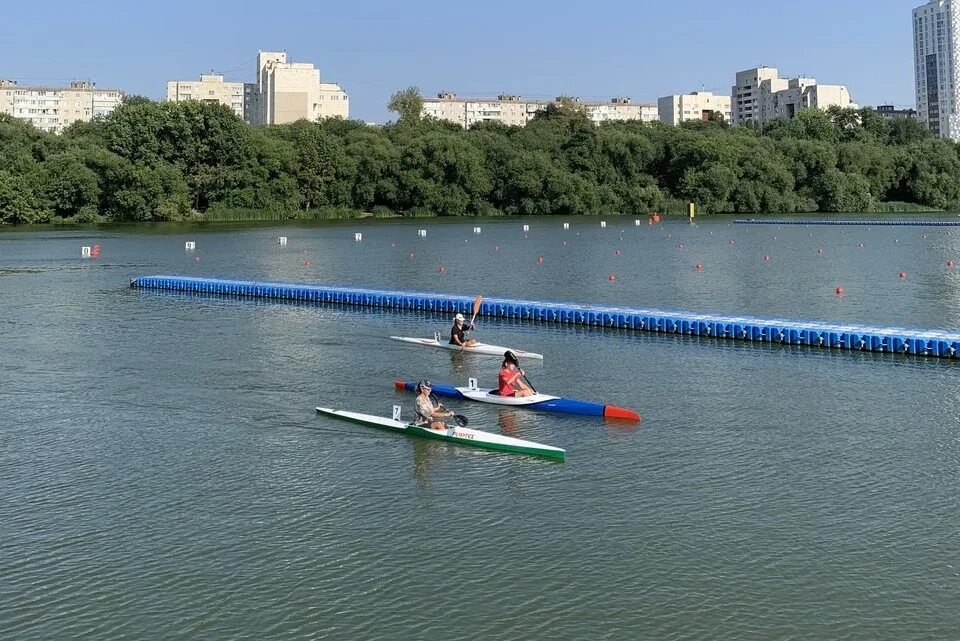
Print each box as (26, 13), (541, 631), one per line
(734, 219), (960, 226)
(130, 276), (960, 360)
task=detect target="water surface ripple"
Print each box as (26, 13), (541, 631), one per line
(1, 218), (959, 640)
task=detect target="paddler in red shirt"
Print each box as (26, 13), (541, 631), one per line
(498, 350), (534, 397)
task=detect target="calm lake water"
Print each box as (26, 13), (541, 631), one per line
(2, 216), (959, 640)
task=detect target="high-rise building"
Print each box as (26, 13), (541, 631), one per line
(166, 74), (245, 118)
(658, 91), (732, 125)
(732, 67), (785, 125)
(0, 80), (123, 133)
(421, 94), (656, 128)
(913, 0), (960, 138)
(247, 50), (348, 124)
(731, 67), (855, 126)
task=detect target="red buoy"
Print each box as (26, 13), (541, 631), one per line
(695, 263), (703, 270)
(409, 252), (415, 258)
(615, 249), (621, 255)
(608, 274), (616, 281)
(948, 260), (955, 268)
(439, 265), (445, 273)
(536, 255), (543, 264)
(304, 260), (311, 266)
(899, 271), (906, 280)
(835, 286), (844, 296)
(763, 255), (770, 262)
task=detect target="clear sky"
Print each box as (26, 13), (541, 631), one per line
(1, 0), (918, 122)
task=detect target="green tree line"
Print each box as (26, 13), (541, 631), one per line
(0, 90), (952, 225)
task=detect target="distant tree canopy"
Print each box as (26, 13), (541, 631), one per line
(0, 97), (951, 225)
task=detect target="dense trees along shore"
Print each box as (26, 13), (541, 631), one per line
(0, 92), (954, 225)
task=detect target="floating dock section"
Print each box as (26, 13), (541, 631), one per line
(131, 276), (960, 360)
(734, 219), (960, 226)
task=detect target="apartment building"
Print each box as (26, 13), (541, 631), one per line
(875, 105), (918, 120)
(657, 91), (732, 125)
(759, 77), (855, 121)
(166, 74), (245, 118)
(421, 94), (656, 127)
(733, 67), (855, 126)
(247, 51), (348, 124)
(0, 80), (123, 133)
(913, 0), (960, 138)
(732, 66), (784, 125)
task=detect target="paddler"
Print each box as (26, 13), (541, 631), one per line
(498, 351), (534, 397)
(449, 313), (478, 348)
(414, 380), (454, 430)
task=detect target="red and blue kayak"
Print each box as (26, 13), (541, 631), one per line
(394, 380), (640, 421)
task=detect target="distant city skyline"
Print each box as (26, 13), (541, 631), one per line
(2, 0), (916, 123)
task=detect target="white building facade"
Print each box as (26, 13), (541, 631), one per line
(421, 94), (656, 128)
(732, 67), (784, 125)
(247, 51), (348, 125)
(913, 0), (960, 139)
(0, 80), (123, 133)
(658, 91), (732, 125)
(732, 67), (855, 126)
(166, 74), (245, 118)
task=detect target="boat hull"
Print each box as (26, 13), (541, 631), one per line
(389, 336), (543, 360)
(394, 381), (640, 421)
(315, 407), (565, 460)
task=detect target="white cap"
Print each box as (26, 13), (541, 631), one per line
(455, 313), (465, 321)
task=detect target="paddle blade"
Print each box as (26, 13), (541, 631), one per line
(470, 295), (483, 325)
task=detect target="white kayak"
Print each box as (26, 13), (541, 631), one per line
(315, 407), (565, 460)
(389, 335), (544, 360)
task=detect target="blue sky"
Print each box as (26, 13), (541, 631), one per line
(2, 0), (917, 122)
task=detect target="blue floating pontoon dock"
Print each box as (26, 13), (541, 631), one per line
(131, 276), (960, 360)
(734, 219), (960, 226)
